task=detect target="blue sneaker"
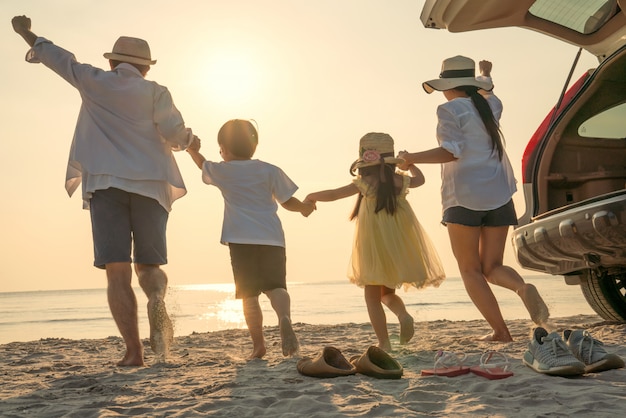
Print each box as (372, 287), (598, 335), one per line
(523, 327), (585, 376)
(563, 329), (625, 373)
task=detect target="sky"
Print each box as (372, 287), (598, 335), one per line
(0, 0), (601, 293)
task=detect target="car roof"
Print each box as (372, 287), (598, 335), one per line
(420, 0), (626, 61)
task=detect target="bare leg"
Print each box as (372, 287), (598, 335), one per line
(447, 224), (512, 342)
(364, 285), (391, 351)
(517, 282), (550, 326)
(136, 264), (173, 362)
(488, 266), (550, 325)
(481, 227), (550, 325)
(106, 262), (144, 366)
(265, 288), (299, 356)
(242, 296), (266, 359)
(381, 287), (414, 344)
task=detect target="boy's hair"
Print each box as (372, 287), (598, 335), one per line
(217, 119), (258, 159)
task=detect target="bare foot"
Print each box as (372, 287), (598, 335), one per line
(478, 332), (513, 342)
(538, 318), (554, 331)
(279, 317), (299, 357)
(117, 350), (145, 367)
(248, 346), (267, 360)
(399, 314), (415, 345)
(148, 298), (174, 362)
(518, 284), (550, 325)
(378, 342), (392, 352)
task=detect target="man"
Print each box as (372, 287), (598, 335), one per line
(12, 15), (197, 366)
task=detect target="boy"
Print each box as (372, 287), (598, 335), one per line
(187, 120), (314, 359)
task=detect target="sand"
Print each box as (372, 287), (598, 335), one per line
(0, 314), (624, 417)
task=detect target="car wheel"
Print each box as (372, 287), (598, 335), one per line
(579, 269), (626, 322)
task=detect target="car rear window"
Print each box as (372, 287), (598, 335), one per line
(579, 102), (626, 139)
(529, 0), (618, 34)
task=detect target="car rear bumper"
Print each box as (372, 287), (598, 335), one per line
(512, 190), (626, 275)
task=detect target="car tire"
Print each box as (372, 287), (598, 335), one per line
(579, 269), (626, 322)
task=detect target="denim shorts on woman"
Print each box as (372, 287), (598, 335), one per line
(89, 187), (168, 269)
(229, 243), (287, 299)
(442, 199), (518, 227)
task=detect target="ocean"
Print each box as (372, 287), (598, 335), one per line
(0, 276), (596, 345)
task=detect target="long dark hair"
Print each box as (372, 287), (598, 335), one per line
(458, 86), (504, 160)
(349, 163), (398, 220)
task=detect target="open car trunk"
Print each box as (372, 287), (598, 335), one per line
(531, 45), (626, 216)
(421, 0), (626, 60)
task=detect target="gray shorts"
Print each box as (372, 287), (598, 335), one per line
(442, 199), (518, 227)
(89, 188), (168, 269)
(228, 243), (286, 299)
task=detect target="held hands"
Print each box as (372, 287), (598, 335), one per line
(281, 197), (315, 217)
(301, 200), (316, 218)
(303, 195), (318, 207)
(185, 136), (205, 169)
(396, 151), (411, 171)
(301, 196), (317, 218)
(187, 135), (201, 152)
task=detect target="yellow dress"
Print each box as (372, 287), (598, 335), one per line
(348, 175), (446, 290)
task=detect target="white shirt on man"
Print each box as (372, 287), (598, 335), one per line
(26, 37), (193, 211)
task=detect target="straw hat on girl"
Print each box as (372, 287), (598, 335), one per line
(350, 132), (405, 174)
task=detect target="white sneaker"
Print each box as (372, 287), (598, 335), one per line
(523, 327), (585, 376)
(563, 329), (625, 373)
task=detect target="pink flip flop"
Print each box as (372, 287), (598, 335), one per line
(421, 350), (471, 377)
(470, 351), (514, 380)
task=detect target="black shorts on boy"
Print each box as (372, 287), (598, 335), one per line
(229, 243), (287, 299)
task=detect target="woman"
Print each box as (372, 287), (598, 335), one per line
(398, 56), (549, 341)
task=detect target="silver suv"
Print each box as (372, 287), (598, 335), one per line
(421, 0), (626, 321)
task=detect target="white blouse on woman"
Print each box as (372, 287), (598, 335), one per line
(436, 95), (516, 212)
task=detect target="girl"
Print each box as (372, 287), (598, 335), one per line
(305, 132), (445, 352)
(398, 56), (549, 342)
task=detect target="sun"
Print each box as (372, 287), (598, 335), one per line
(201, 45), (263, 106)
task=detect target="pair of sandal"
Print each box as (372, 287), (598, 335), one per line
(297, 346), (403, 379)
(422, 350), (514, 380)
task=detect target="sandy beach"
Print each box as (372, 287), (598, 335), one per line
(1, 314), (624, 417)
